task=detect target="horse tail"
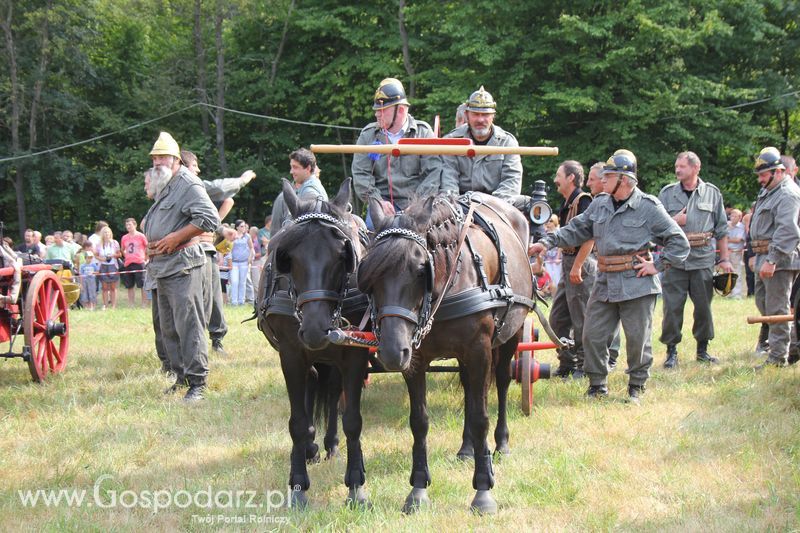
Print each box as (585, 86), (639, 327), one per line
(310, 363), (342, 432)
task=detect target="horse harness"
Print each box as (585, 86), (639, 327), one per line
(257, 212), (369, 346)
(368, 194), (537, 350)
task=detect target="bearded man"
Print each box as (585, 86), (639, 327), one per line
(142, 132), (220, 402)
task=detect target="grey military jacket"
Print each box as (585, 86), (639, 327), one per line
(351, 115), (438, 210)
(440, 124), (522, 200)
(142, 167), (220, 279)
(657, 179), (728, 270)
(749, 178), (800, 271)
(203, 177), (246, 204)
(540, 187), (690, 303)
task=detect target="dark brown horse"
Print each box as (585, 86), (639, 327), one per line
(257, 179), (372, 509)
(357, 192), (534, 514)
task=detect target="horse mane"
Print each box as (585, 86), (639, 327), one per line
(358, 194), (461, 291)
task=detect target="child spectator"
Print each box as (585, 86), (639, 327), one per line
(120, 217), (148, 307)
(77, 243), (99, 311)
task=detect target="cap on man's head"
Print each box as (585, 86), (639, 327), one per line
(466, 86), (497, 113)
(373, 78), (409, 110)
(149, 132), (181, 160)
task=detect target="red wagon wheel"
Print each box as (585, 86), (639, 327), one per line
(24, 270), (69, 382)
(519, 315), (534, 416)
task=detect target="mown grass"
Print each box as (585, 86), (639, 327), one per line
(0, 297), (799, 531)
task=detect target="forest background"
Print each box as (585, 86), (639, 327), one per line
(1, 0), (798, 238)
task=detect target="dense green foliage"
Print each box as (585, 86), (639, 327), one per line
(1, 0), (798, 237)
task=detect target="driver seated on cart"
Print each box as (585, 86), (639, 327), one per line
(0, 238), (22, 307)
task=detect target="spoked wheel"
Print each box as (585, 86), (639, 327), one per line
(520, 316), (534, 416)
(24, 270), (69, 382)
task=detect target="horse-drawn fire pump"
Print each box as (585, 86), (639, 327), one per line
(0, 234), (75, 382)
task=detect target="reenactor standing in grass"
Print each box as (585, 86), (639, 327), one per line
(529, 150), (689, 402)
(585, 162), (622, 370)
(748, 147), (800, 369)
(351, 77), (438, 229)
(143, 132), (220, 402)
(547, 160), (594, 379)
(441, 86), (523, 202)
(657, 152), (733, 368)
(181, 149), (255, 357)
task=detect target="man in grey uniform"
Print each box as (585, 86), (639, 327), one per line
(749, 147), (800, 368)
(585, 162), (622, 369)
(351, 78), (437, 228)
(658, 151), (733, 367)
(182, 149), (255, 355)
(530, 150), (689, 401)
(441, 86), (523, 201)
(547, 160), (595, 378)
(143, 132), (220, 401)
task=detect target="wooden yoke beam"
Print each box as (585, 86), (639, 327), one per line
(311, 143), (559, 157)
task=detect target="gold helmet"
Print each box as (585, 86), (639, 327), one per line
(57, 270), (81, 306)
(466, 86), (497, 113)
(149, 131), (181, 160)
(753, 146), (785, 174)
(713, 272), (738, 296)
(373, 78), (409, 110)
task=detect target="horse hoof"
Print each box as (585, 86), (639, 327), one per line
(345, 486), (371, 509)
(401, 487), (430, 514)
(325, 445), (339, 460)
(456, 445), (474, 461)
(470, 490), (497, 515)
(289, 489), (309, 510)
(494, 444), (511, 458)
(306, 443), (321, 464)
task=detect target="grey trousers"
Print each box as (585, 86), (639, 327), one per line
(755, 269), (798, 363)
(659, 267), (714, 347)
(584, 293), (657, 387)
(549, 254), (596, 369)
(203, 251), (228, 342)
(150, 288), (169, 371)
(157, 266), (208, 385)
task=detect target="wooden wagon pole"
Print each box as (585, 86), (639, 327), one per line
(311, 143), (559, 157)
(746, 314), (795, 324)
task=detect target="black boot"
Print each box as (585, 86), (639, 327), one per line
(755, 324), (770, 355)
(608, 352), (618, 370)
(663, 344), (678, 369)
(586, 384), (608, 398)
(211, 338), (227, 356)
(184, 382), (207, 402)
(696, 340), (719, 364)
(627, 384), (646, 404)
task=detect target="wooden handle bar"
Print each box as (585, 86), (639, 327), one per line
(311, 144), (559, 157)
(746, 314), (795, 324)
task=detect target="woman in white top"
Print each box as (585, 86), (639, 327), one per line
(95, 226), (121, 309)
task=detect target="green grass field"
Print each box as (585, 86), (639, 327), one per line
(1, 297), (799, 531)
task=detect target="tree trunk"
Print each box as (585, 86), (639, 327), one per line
(194, 0), (209, 139)
(215, 1), (227, 176)
(1, 1), (26, 236)
(398, 0), (415, 99)
(269, 0), (295, 86)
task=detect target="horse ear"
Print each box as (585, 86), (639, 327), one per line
(332, 178), (352, 210)
(368, 197), (389, 231)
(412, 196), (436, 228)
(282, 179), (300, 218)
(343, 238), (356, 274)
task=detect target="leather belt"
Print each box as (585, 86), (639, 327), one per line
(751, 239), (770, 254)
(597, 249), (652, 273)
(685, 231), (712, 248)
(147, 237), (200, 257)
(561, 246), (577, 255)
